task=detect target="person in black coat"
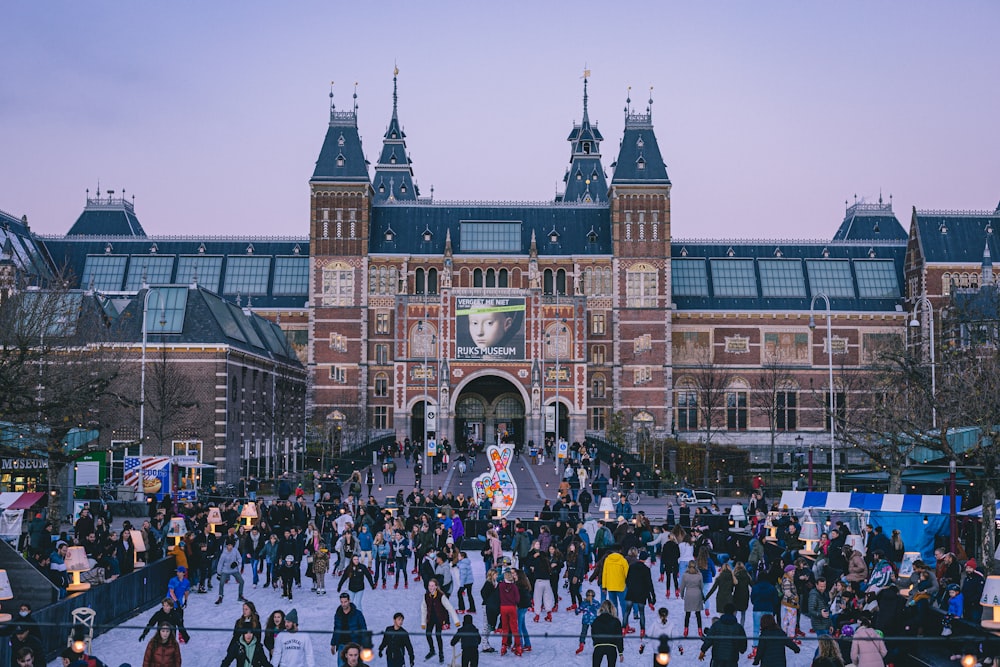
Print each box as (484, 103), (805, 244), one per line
(751, 614), (799, 666)
(449, 615), (481, 667)
(590, 602), (624, 667)
(378, 613), (415, 667)
(698, 603), (747, 667)
(623, 551), (656, 635)
(221, 630), (272, 667)
(139, 598), (190, 643)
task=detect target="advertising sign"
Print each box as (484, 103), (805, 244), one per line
(456, 297), (525, 361)
(544, 405), (556, 431)
(125, 456), (172, 500)
(426, 406), (437, 432)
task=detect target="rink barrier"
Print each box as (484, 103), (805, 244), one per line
(0, 557), (176, 663)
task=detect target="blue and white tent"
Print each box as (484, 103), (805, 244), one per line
(780, 491), (955, 562)
(780, 491), (957, 514)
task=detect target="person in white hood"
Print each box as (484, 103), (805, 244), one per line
(273, 608), (315, 667)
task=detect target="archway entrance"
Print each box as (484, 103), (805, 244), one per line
(410, 400), (436, 445)
(455, 376), (525, 449)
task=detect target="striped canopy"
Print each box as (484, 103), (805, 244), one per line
(779, 491), (957, 514)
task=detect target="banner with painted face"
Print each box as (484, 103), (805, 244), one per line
(456, 297), (525, 361)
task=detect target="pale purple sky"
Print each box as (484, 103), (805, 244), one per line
(3, 2), (998, 240)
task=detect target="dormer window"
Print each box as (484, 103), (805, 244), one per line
(587, 227), (598, 244)
(391, 131), (397, 139)
(636, 136), (644, 149)
(337, 133), (345, 147)
(378, 183), (385, 193)
(336, 154), (345, 167)
(637, 157), (646, 170)
(576, 171), (582, 181)
(583, 142), (591, 154)
(149, 243), (158, 254)
(422, 226), (433, 242)
(385, 227), (395, 242)
(549, 228), (560, 244)
(400, 183), (407, 194)
(390, 155), (397, 164)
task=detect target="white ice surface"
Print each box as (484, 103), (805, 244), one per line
(54, 553), (819, 667)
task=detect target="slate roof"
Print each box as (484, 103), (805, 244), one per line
(39, 236), (310, 309)
(832, 201), (906, 241)
(0, 208), (55, 283)
(611, 105), (670, 186)
(311, 97), (371, 183)
(66, 195), (145, 236)
(561, 78), (609, 204)
(368, 201), (611, 256)
(372, 74), (419, 203)
(115, 286), (302, 364)
(913, 207), (1000, 263)
(670, 238), (907, 313)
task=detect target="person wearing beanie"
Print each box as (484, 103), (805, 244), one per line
(273, 609), (315, 667)
(779, 565), (799, 640)
(962, 560), (985, 623)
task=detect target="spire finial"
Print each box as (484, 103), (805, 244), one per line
(625, 85), (632, 120)
(582, 66), (591, 124)
(648, 85), (654, 117)
(392, 65), (399, 117)
(329, 80), (335, 115)
(353, 82), (358, 116)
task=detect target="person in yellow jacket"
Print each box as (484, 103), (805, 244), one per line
(601, 546), (629, 620)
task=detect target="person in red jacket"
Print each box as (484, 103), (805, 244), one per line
(497, 568), (522, 656)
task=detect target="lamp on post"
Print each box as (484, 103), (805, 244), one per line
(949, 459), (957, 554)
(909, 294), (937, 429)
(809, 293), (836, 491)
(545, 319), (568, 480)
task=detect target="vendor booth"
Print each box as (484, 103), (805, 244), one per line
(780, 491), (956, 562)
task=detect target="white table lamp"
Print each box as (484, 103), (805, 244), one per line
(800, 521), (820, 554)
(0, 570), (12, 622)
(65, 546), (92, 592)
(599, 497), (615, 521)
(130, 529), (146, 569)
(239, 502), (258, 529)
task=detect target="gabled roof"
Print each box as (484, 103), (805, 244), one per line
(913, 207), (1000, 263)
(369, 200), (611, 256)
(611, 93), (670, 187)
(66, 194), (145, 236)
(832, 200), (906, 241)
(0, 208), (55, 283)
(311, 87), (371, 184)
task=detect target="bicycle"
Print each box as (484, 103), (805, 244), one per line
(607, 485), (640, 506)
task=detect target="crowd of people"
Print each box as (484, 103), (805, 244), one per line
(9, 461), (997, 667)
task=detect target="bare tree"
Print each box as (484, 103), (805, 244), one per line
(684, 345), (733, 488)
(140, 344), (200, 453)
(752, 349), (795, 489)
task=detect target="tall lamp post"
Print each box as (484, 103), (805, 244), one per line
(545, 320), (567, 480)
(809, 293), (836, 491)
(417, 321), (435, 490)
(909, 294), (937, 429)
(139, 287), (167, 466)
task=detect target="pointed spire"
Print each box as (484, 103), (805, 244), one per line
(647, 86), (654, 120)
(983, 238), (994, 285)
(392, 65), (399, 120)
(329, 80), (336, 116)
(582, 67), (591, 126)
(444, 228), (453, 257)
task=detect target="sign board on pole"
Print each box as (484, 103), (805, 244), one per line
(557, 439), (568, 460)
(545, 406), (556, 431)
(426, 438), (437, 458)
(426, 407), (437, 432)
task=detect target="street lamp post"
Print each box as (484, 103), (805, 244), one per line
(809, 293), (836, 491)
(909, 294), (937, 429)
(546, 320), (567, 481)
(139, 287), (167, 465)
(949, 459), (957, 554)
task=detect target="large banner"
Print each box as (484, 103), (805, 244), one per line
(456, 297), (525, 361)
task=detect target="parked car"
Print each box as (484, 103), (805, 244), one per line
(676, 488), (716, 505)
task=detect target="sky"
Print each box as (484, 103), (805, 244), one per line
(4, 1), (999, 241)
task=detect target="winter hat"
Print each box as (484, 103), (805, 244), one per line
(285, 608), (298, 625)
(966, 559), (977, 569)
(784, 565), (796, 573)
(285, 555), (294, 563)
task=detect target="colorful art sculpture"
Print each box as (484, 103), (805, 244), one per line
(472, 444), (517, 518)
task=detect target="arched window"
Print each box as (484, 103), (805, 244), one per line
(415, 268), (425, 294)
(498, 268), (508, 287)
(494, 396), (524, 420)
(321, 262), (354, 306)
(427, 268), (438, 294)
(556, 269), (567, 295)
(543, 269), (554, 295)
(369, 266), (378, 294)
(388, 267), (398, 294)
(374, 372), (388, 397)
(486, 268), (496, 287)
(473, 268), (484, 287)
(726, 380), (749, 431)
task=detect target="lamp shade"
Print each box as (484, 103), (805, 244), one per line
(800, 521), (820, 541)
(729, 504), (747, 522)
(207, 507), (223, 525)
(0, 570), (12, 600)
(239, 502), (258, 520)
(899, 552), (921, 579)
(129, 529), (146, 553)
(599, 497), (615, 515)
(65, 546), (90, 573)
(981, 575), (1000, 629)
(167, 517), (186, 539)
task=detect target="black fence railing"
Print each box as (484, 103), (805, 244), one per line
(0, 557), (176, 665)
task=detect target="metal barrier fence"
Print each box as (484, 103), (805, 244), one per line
(0, 557), (176, 664)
